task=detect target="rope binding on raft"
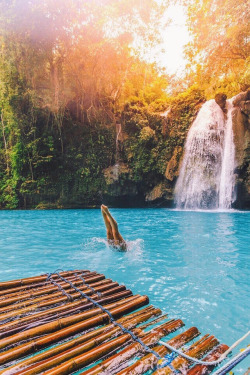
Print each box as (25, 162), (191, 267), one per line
(46, 270), (250, 373)
(158, 335), (250, 372)
(0, 269), (248, 375)
(47, 271), (163, 361)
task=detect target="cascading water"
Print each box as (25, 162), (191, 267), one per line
(113, 122), (122, 179)
(218, 100), (237, 208)
(115, 122), (122, 162)
(175, 98), (236, 209)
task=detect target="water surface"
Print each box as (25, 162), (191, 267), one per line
(0, 209), (249, 372)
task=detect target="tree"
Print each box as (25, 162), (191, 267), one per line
(184, 0), (250, 96)
(0, 0), (169, 117)
(0, 0), (171, 208)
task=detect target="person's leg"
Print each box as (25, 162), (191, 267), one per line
(101, 205), (114, 241)
(101, 205), (126, 248)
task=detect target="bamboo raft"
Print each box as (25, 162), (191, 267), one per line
(0, 270), (231, 374)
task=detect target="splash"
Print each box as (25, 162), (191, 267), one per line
(175, 99), (236, 209)
(80, 237), (144, 253)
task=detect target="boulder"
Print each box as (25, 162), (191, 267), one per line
(232, 107), (249, 165)
(145, 182), (173, 207)
(103, 163), (143, 207)
(103, 163), (131, 185)
(215, 93), (227, 112)
(165, 146), (183, 181)
(145, 183), (165, 202)
(240, 100), (250, 117)
(232, 90), (250, 106)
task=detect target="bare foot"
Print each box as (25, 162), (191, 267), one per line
(101, 204), (109, 214)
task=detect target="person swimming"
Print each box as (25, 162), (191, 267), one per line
(101, 204), (127, 250)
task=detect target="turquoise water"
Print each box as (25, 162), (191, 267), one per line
(0, 209), (249, 372)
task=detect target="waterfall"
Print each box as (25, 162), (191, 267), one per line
(175, 99), (236, 209)
(218, 100), (236, 208)
(115, 122), (122, 163)
(113, 123), (122, 179)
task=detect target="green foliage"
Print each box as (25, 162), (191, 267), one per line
(0, 44), (205, 209)
(167, 85), (205, 142)
(0, 0), (170, 207)
(184, 0), (250, 96)
(0, 0), (245, 208)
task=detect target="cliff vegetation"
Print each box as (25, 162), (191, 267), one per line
(0, 0), (249, 208)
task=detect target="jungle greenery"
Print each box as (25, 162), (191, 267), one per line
(0, 0), (248, 208)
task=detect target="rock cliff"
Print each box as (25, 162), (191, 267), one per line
(103, 91), (250, 208)
(103, 163), (145, 207)
(232, 91), (250, 208)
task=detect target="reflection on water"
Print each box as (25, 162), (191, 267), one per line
(0, 208), (249, 372)
(174, 212), (242, 338)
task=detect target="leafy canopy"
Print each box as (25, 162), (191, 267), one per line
(184, 0), (250, 96)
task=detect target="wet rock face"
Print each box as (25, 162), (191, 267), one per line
(240, 100), (250, 117)
(102, 163), (144, 207)
(101, 91), (250, 209)
(232, 90), (250, 208)
(145, 182), (174, 207)
(165, 146), (182, 182)
(232, 90), (250, 106)
(215, 93), (227, 112)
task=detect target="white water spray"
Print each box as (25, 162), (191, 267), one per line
(218, 100), (236, 208)
(113, 122), (122, 179)
(175, 99), (236, 209)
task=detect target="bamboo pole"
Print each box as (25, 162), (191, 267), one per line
(10, 332), (136, 375)
(0, 273), (104, 305)
(138, 314), (168, 330)
(100, 285), (126, 296)
(0, 297), (74, 322)
(0, 281), (121, 318)
(3, 308), (162, 375)
(0, 271), (94, 298)
(0, 295), (148, 365)
(0, 277), (68, 300)
(0, 301), (82, 329)
(0, 273), (102, 303)
(80, 319), (184, 375)
(0, 271), (69, 291)
(115, 327), (200, 375)
(186, 344), (229, 375)
(0, 271), (102, 300)
(0, 290), (133, 339)
(0, 270), (87, 291)
(0, 290), (126, 338)
(0, 286), (129, 332)
(0, 282), (85, 309)
(43, 332), (133, 375)
(0, 279), (115, 323)
(0, 306), (159, 375)
(152, 334), (219, 375)
(40, 318), (183, 375)
(1, 296), (147, 339)
(0, 292), (142, 350)
(0, 271), (96, 298)
(0, 276), (110, 314)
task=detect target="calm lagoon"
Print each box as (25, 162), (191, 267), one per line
(0, 208), (249, 372)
